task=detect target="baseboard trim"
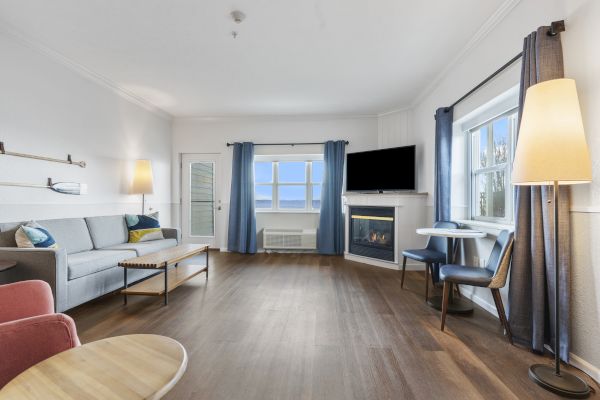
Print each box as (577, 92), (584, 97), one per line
(569, 353), (600, 385)
(464, 288), (600, 385)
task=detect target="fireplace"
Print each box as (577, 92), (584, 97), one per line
(349, 206), (395, 261)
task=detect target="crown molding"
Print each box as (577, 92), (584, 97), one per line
(0, 21), (173, 121)
(377, 106), (412, 118)
(174, 113), (378, 122)
(409, 0), (521, 109)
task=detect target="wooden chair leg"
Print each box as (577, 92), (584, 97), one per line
(491, 289), (513, 344)
(441, 281), (451, 331)
(455, 284), (462, 298)
(425, 263), (430, 301)
(400, 256), (407, 288)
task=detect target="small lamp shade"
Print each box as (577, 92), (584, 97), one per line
(132, 159), (154, 194)
(512, 78), (592, 186)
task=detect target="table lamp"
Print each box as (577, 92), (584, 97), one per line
(512, 78), (592, 398)
(132, 159), (154, 214)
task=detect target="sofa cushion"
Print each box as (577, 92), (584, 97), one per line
(85, 215), (129, 249)
(68, 249), (136, 280)
(34, 219), (93, 255)
(104, 238), (177, 256)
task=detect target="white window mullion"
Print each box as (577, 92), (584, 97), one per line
(273, 162), (279, 211)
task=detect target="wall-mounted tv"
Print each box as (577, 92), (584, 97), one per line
(346, 145), (416, 192)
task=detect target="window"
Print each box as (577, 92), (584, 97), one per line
(468, 109), (518, 223)
(254, 156), (324, 211)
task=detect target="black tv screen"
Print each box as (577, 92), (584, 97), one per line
(346, 145), (416, 192)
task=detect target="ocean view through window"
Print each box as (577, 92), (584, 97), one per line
(254, 156), (323, 211)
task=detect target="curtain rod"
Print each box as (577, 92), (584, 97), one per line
(444, 20), (565, 112)
(226, 141), (349, 147)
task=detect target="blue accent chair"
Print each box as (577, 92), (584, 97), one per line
(439, 230), (515, 344)
(401, 221), (460, 300)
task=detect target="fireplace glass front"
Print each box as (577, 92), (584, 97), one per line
(349, 206), (395, 261)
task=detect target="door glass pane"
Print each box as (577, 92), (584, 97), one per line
(190, 162), (214, 236)
(255, 185), (273, 209)
(312, 184), (321, 209)
(279, 185), (306, 209)
(474, 171), (505, 218)
(312, 161), (324, 183)
(255, 162), (273, 183)
(279, 162), (306, 183)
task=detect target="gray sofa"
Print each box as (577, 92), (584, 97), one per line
(0, 215), (179, 312)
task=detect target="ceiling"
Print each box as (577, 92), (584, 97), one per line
(0, 0), (507, 117)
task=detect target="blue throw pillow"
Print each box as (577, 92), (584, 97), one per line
(15, 221), (58, 249)
(125, 212), (164, 243)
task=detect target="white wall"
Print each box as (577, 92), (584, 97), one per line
(395, 0), (600, 381)
(0, 34), (173, 226)
(172, 116), (378, 249)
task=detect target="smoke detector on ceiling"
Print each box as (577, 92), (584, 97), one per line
(231, 10), (245, 24)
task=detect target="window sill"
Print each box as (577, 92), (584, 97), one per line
(455, 219), (514, 236)
(256, 210), (320, 214)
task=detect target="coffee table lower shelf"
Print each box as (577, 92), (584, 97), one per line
(122, 264), (207, 297)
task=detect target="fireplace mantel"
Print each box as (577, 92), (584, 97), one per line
(343, 192), (429, 269)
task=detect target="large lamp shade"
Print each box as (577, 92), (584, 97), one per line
(512, 78), (592, 186)
(132, 159), (154, 194)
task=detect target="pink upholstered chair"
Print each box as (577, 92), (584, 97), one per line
(0, 280), (80, 388)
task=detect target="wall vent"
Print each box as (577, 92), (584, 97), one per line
(263, 228), (317, 250)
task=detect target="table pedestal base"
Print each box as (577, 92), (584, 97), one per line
(428, 296), (474, 314)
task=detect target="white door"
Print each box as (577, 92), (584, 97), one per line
(181, 154), (222, 248)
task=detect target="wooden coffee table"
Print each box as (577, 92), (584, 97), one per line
(119, 243), (209, 305)
(0, 334), (187, 400)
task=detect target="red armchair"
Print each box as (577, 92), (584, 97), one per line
(0, 280), (80, 388)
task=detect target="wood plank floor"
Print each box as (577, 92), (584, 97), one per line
(69, 252), (597, 400)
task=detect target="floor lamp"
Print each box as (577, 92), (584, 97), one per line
(132, 159), (154, 214)
(512, 78), (592, 398)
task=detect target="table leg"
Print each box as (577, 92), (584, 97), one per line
(427, 237), (474, 314)
(206, 250), (209, 280)
(164, 266), (168, 306)
(123, 268), (128, 305)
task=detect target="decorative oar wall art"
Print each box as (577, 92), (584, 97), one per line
(0, 141), (88, 195)
(0, 178), (88, 195)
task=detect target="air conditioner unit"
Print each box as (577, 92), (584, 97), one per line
(263, 228), (317, 250)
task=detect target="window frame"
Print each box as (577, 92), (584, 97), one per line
(254, 154), (324, 213)
(467, 108), (518, 224)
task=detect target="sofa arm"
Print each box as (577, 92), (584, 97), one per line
(0, 248), (68, 312)
(0, 313), (80, 388)
(162, 227), (181, 243)
(0, 280), (54, 324)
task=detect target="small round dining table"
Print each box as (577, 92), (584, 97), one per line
(416, 227), (486, 314)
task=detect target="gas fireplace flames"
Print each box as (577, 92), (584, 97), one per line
(368, 231), (389, 244)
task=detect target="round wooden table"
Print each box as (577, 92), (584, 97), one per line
(0, 334), (188, 400)
(416, 228), (486, 314)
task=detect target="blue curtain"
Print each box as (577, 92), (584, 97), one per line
(509, 26), (570, 361)
(317, 140), (346, 255)
(434, 107), (453, 222)
(227, 142), (257, 254)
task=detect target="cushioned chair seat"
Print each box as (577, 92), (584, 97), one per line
(104, 238), (177, 256)
(68, 250), (136, 280)
(402, 248), (447, 263)
(439, 264), (494, 287)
